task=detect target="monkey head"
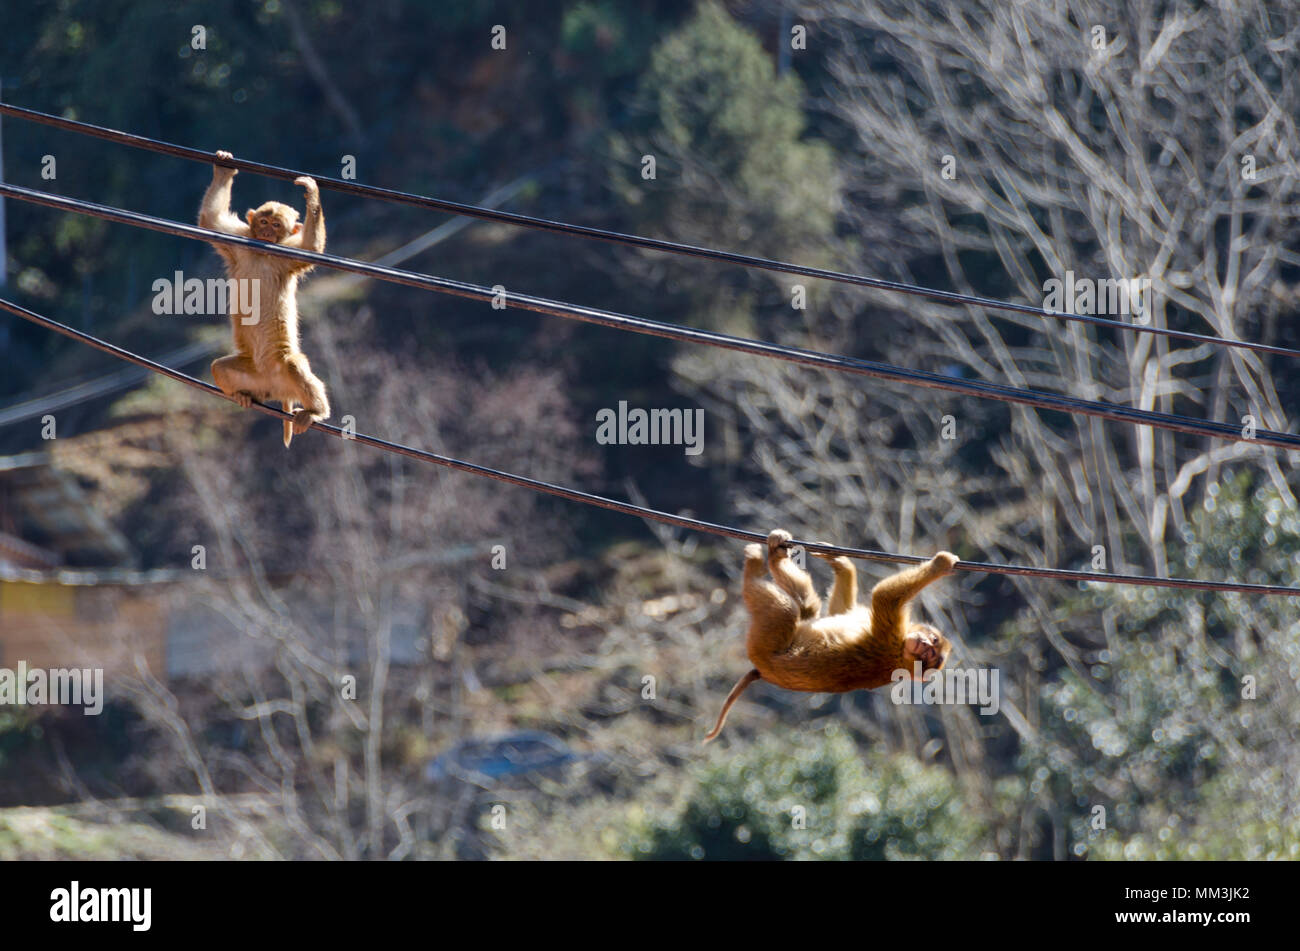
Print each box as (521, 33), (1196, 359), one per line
(245, 201), (302, 243)
(903, 623), (951, 678)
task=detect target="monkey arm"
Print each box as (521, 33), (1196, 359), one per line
(816, 554), (858, 615)
(868, 552), (958, 644)
(288, 177), (325, 254)
(198, 169), (250, 237)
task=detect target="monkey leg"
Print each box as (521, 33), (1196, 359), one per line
(815, 554), (858, 615)
(868, 552), (958, 642)
(276, 352), (331, 435)
(765, 529), (821, 620)
(211, 353), (264, 409)
(742, 543), (802, 660)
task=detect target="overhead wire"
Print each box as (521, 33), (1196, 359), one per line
(4, 182), (1298, 452)
(0, 337), (215, 425)
(2, 295), (1296, 596)
(1, 100), (1295, 359)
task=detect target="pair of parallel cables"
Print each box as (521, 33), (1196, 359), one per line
(0, 103), (1297, 595)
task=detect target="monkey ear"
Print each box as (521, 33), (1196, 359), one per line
(291, 223), (303, 235)
(245, 210), (257, 225)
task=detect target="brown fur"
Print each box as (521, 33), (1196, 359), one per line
(703, 529), (956, 742)
(199, 151), (330, 447)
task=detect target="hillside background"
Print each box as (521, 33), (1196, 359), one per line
(0, 0), (1297, 860)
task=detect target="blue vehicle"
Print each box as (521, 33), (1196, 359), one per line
(425, 730), (579, 785)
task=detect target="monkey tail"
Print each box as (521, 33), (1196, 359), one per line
(702, 669), (761, 744)
(282, 400), (297, 448)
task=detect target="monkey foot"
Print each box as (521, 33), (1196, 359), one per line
(813, 552), (854, 570)
(291, 409), (321, 435)
(767, 529), (793, 553)
(929, 551), (959, 575)
(231, 391), (254, 409)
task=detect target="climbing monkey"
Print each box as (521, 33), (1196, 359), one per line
(199, 150), (330, 447)
(704, 529), (957, 742)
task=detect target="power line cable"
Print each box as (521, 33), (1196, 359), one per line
(0, 339), (214, 425)
(2, 294), (1295, 596)
(4, 182), (1297, 452)
(1, 101), (1294, 359)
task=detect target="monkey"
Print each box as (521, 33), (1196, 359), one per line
(199, 150), (330, 447)
(703, 529), (957, 742)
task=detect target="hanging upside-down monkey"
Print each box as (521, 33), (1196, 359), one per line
(199, 150), (330, 447)
(704, 529), (958, 742)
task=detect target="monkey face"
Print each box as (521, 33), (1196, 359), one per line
(246, 202), (301, 243)
(903, 624), (951, 676)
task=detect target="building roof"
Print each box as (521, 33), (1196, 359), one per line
(0, 450), (135, 570)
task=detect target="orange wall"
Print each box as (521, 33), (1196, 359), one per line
(0, 581), (168, 676)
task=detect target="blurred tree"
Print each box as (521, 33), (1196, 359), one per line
(670, 0), (1300, 859)
(625, 726), (992, 860)
(1025, 473), (1300, 860)
(100, 308), (599, 859)
(608, 0), (844, 328)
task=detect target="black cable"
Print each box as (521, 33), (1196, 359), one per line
(4, 182), (1297, 453)
(2, 295), (1295, 596)
(2, 100), (1294, 359)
